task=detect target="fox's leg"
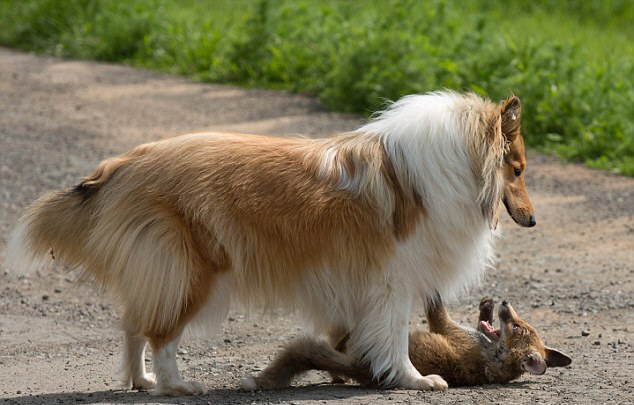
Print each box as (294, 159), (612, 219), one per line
(121, 330), (156, 390)
(425, 294), (463, 336)
(347, 287), (447, 391)
(327, 325), (350, 384)
(478, 297), (495, 325)
(241, 336), (373, 390)
(240, 337), (324, 390)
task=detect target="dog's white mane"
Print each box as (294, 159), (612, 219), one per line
(356, 91), (502, 299)
(361, 91), (503, 216)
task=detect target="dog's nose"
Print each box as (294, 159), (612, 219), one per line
(528, 215), (536, 227)
(502, 300), (508, 306)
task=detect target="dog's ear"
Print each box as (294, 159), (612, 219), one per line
(544, 346), (572, 368)
(500, 96), (522, 143)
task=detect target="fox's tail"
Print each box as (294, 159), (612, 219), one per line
(240, 336), (373, 390)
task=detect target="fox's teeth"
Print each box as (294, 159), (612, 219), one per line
(479, 321), (500, 340)
(480, 321), (494, 333)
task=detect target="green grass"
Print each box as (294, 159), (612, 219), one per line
(1, 0), (633, 175)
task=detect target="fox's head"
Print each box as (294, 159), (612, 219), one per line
(477, 297), (571, 381)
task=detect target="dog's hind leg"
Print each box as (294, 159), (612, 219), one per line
(148, 332), (207, 396)
(143, 277), (220, 397)
(121, 330), (156, 390)
(143, 269), (229, 396)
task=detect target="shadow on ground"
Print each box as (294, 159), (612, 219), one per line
(2, 381), (537, 405)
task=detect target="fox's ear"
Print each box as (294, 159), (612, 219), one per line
(544, 347), (572, 368)
(500, 96), (522, 143)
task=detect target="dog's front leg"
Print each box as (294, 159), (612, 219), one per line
(348, 285), (448, 391)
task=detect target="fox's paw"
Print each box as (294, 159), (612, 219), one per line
(479, 297), (495, 311)
(151, 380), (207, 396)
(330, 375), (349, 384)
(479, 297), (495, 325)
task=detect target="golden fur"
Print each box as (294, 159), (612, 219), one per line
(7, 92), (535, 394)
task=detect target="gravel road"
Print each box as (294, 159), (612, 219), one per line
(0, 48), (632, 405)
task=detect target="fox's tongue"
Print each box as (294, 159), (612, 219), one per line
(479, 321), (500, 338)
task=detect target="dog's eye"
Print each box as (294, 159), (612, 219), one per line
(514, 168), (522, 177)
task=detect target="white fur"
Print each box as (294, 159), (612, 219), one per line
(265, 92), (500, 387)
(360, 92), (497, 300)
(5, 220), (52, 275)
(121, 332), (156, 390)
(6, 91), (503, 393)
(151, 334), (207, 396)
(192, 92), (497, 389)
(308, 92), (498, 385)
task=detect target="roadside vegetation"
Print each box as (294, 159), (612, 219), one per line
(1, 0), (632, 174)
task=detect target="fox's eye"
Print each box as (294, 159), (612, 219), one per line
(514, 167), (522, 177)
(512, 323), (521, 332)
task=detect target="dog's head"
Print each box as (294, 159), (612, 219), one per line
(477, 298), (571, 377)
(498, 97), (536, 227)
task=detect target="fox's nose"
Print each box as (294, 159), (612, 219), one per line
(528, 215), (536, 227)
(502, 300), (509, 306)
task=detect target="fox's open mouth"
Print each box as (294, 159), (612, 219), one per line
(479, 320), (500, 340)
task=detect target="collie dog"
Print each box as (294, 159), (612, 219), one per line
(243, 297), (571, 389)
(7, 91), (535, 395)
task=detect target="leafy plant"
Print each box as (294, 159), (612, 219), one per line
(1, 0), (632, 174)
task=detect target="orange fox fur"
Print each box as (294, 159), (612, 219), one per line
(245, 297), (572, 388)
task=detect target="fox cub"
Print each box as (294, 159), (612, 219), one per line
(243, 297), (571, 389)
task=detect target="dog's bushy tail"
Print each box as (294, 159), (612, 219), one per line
(5, 156), (126, 275)
(241, 336), (373, 390)
(6, 149), (197, 335)
(6, 155), (131, 275)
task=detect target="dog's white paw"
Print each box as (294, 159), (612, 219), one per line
(419, 374), (449, 391)
(132, 373), (156, 390)
(240, 376), (258, 391)
(401, 374), (448, 391)
(152, 380), (207, 396)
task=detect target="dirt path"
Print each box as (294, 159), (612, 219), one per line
(0, 48), (632, 405)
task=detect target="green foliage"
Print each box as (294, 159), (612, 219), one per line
(1, 0), (632, 175)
